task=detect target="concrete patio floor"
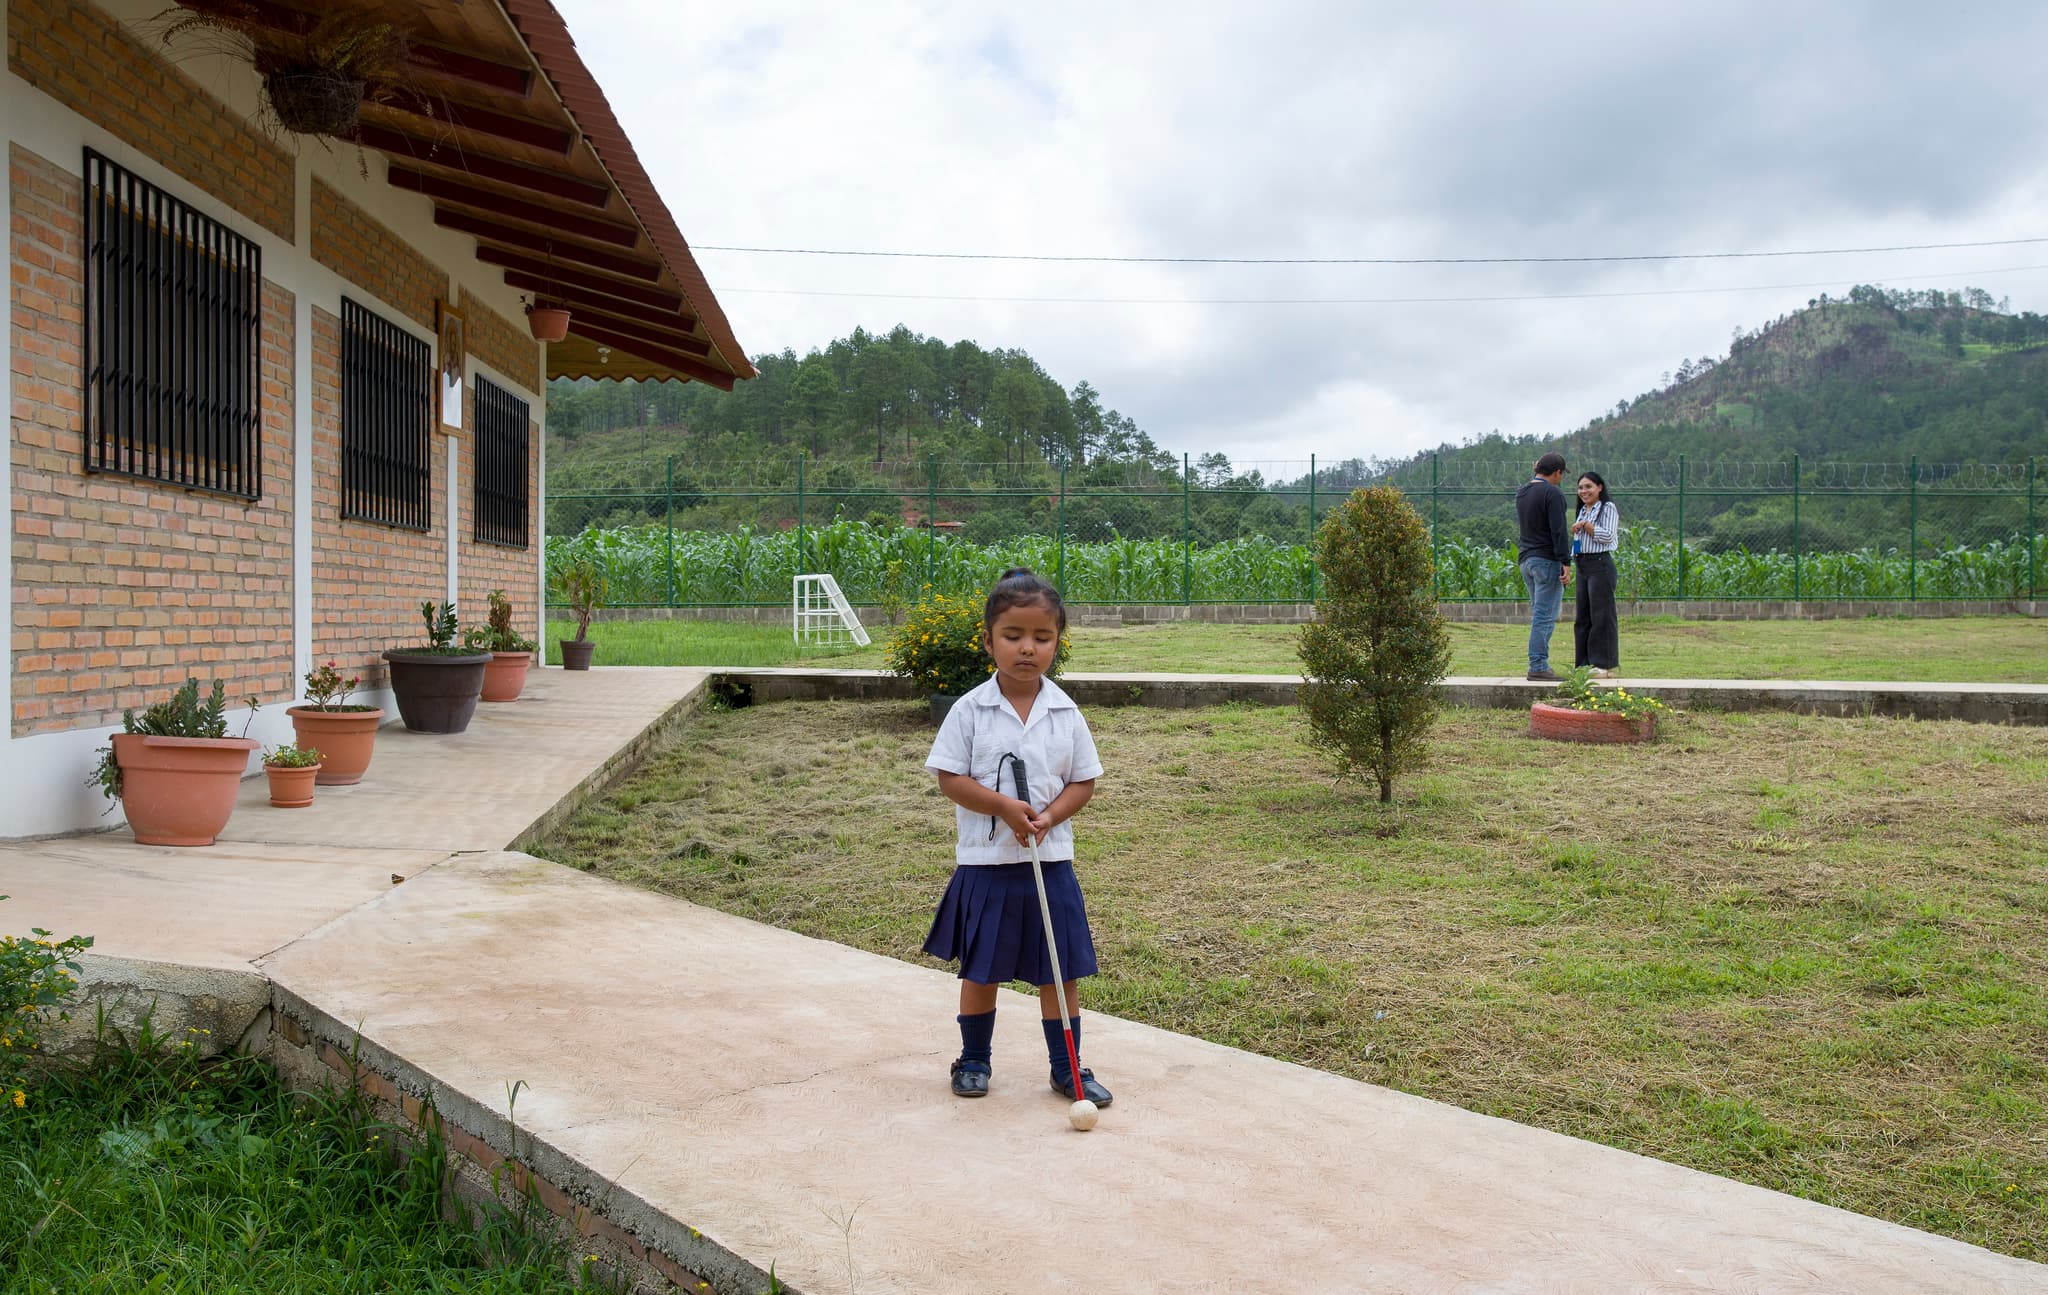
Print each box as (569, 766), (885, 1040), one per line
(4, 666), (2043, 1293)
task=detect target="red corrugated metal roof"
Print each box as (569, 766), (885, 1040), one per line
(496, 0), (755, 381)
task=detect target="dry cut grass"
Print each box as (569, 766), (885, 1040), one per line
(532, 700), (2048, 1260)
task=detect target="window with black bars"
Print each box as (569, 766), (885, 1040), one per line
(473, 376), (531, 548)
(83, 149), (262, 499)
(340, 298), (433, 531)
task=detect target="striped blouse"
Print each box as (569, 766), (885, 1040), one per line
(1573, 501), (1619, 555)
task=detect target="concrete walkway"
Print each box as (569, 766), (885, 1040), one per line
(4, 667), (2044, 1293)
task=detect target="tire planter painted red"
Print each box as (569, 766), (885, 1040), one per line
(287, 706), (384, 785)
(265, 763), (321, 808)
(481, 651), (533, 702)
(1528, 701), (1654, 744)
(113, 733), (260, 846)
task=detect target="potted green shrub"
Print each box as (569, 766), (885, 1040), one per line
(381, 601), (492, 734)
(261, 743), (323, 808)
(468, 589), (538, 702)
(287, 660), (383, 785)
(87, 678), (260, 846)
(884, 588), (1045, 723)
(1529, 667), (1670, 744)
(554, 561), (606, 671)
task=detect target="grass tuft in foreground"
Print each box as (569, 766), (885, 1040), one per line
(534, 699), (2048, 1261)
(0, 1032), (585, 1294)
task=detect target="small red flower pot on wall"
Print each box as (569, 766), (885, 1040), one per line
(1528, 701), (1654, 744)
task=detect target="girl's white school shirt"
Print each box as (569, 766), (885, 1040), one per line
(925, 675), (1103, 866)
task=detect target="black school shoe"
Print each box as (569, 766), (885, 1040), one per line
(950, 1059), (990, 1098)
(1050, 1068), (1113, 1107)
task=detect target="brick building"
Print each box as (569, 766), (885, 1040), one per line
(4, 0), (752, 837)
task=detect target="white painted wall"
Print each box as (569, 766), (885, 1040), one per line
(2, 0), (548, 838)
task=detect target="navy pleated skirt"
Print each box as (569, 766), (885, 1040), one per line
(922, 860), (1099, 986)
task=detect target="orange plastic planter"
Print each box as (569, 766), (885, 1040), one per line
(265, 762), (321, 808)
(481, 650), (533, 702)
(287, 706), (385, 785)
(113, 733), (260, 846)
(1528, 701), (1654, 744)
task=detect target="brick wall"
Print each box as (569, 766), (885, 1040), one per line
(307, 305), (447, 686)
(311, 180), (444, 330)
(10, 145), (295, 736)
(6, 0), (295, 240)
(459, 286), (540, 394)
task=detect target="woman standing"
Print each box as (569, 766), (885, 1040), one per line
(1571, 471), (1621, 676)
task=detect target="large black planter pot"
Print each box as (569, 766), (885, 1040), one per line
(381, 649), (492, 733)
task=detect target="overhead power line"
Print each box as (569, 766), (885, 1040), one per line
(721, 261), (2048, 307)
(694, 235), (2048, 266)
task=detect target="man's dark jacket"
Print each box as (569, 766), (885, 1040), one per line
(1515, 478), (1573, 566)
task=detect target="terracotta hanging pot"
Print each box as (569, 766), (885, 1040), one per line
(265, 762), (321, 808)
(287, 705), (385, 785)
(113, 734), (261, 846)
(526, 306), (570, 342)
(481, 650), (533, 702)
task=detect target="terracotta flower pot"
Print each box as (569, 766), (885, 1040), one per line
(382, 649), (492, 733)
(1528, 701), (1654, 744)
(113, 733), (260, 846)
(560, 638), (595, 671)
(287, 705), (385, 785)
(481, 650), (533, 702)
(526, 307), (570, 342)
(265, 762), (321, 808)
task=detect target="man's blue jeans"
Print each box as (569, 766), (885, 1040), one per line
(1520, 556), (1563, 673)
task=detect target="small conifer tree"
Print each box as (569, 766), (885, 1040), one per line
(1298, 486), (1452, 802)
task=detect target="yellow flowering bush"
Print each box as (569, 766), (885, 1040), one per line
(884, 588), (1070, 696)
(1, 895), (93, 1115)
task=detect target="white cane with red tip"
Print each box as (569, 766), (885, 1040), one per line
(1012, 757), (1097, 1131)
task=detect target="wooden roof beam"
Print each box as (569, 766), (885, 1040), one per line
(368, 91), (574, 153)
(387, 166), (641, 247)
(481, 248), (685, 313)
(567, 322), (736, 389)
(172, 1), (534, 98)
(554, 303), (713, 356)
(351, 124), (612, 207)
(433, 209), (661, 280)
(499, 270), (698, 335)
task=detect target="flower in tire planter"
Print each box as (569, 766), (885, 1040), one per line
(467, 589), (538, 702)
(383, 600), (491, 734)
(288, 661), (383, 785)
(1529, 667), (1669, 745)
(86, 677), (258, 847)
(262, 743), (322, 808)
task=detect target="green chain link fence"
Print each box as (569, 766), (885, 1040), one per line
(544, 454), (2044, 608)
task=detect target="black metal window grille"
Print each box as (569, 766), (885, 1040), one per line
(83, 149), (262, 499)
(474, 377), (531, 548)
(340, 298), (433, 531)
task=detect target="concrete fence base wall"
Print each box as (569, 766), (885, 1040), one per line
(583, 599), (2041, 629)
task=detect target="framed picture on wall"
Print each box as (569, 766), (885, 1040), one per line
(436, 300), (466, 432)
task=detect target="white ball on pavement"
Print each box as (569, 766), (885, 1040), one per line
(1069, 1099), (1099, 1131)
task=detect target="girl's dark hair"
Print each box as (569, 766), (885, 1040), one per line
(983, 567), (1067, 636)
(1576, 471), (1611, 507)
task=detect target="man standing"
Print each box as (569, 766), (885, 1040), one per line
(1515, 452), (1574, 681)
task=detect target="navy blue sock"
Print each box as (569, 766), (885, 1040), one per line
(1042, 1015), (1082, 1084)
(957, 1010), (995, 1072)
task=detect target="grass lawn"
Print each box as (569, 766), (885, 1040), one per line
(1, 1045), (582, 1293)
(543, 614), (2048, 683)
(533, 699), (2048, 1260)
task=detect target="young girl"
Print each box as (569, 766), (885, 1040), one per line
(922, 568), (1112, 1107)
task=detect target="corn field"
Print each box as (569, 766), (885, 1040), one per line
(546, 520), (2048, 606)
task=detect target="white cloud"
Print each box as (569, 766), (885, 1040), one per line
(557, 1), (2048, 460)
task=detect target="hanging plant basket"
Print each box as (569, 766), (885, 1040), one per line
(526, 305), (571, 343)
(263, 67), (368, 136)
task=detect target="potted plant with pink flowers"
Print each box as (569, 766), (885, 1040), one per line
(288, 660), (384, 785)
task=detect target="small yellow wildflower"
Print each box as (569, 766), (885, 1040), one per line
(11, 1090), (25, 1108)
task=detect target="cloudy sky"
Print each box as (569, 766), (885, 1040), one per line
(555, 1), (2048, 469)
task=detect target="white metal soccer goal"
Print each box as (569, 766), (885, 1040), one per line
(792, 573), (870, 648)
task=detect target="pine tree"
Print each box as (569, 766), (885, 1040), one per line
(1297, 486), (1452, 803)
